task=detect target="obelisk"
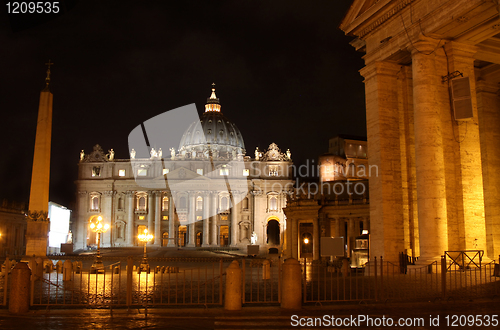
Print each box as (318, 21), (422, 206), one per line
(25, 61), (53, 257)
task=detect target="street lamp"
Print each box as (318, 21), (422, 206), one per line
(138, 228), (153, 273)
(89, 215), (109, 272)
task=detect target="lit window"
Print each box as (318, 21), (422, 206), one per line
(220, 215), (228, 221)
(90, 196), (99, 211)
(163, 168), (169, 175)
(243, 169), (249, 176)
(137, 169), (147, 176)
(162, 196), (169, 211)
(268, 165), (279, 176)
(197, 169), (203, 175)
(162, 215), (168, 220)
(220, 168), (229, 176)
(138, 216), (145, 220)
(196, 216), (202, 220)
(118, 169), (125, 177)
(92, 167), (101, 177)
(137, 195), (147, 211)
(269, 196), (278, 211)
(220, 196), (228, 211)
(196, 196), (203, 211)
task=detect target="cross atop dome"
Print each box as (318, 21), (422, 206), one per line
(205, 83), (221, 113)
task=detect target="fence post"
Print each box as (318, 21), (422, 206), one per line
(441, 255), (446, 299)
(263, 259), (271, 280)
(126, 256), (133, 307)
(303, 258), (307, 303)
(241, 258), (246, 304)
(63, 260), (72, 281)
(281, 258), (301, 310)
(224, 260), (242, 311)
(380, 256), (384, 301)
(8, 263), (31, 313)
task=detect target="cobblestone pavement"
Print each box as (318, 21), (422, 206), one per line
(1, 298), (499, 329)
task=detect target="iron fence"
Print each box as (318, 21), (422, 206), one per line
(241, 258), (281, 304)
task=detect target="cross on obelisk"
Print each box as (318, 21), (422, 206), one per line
(25, 61), (54, 257)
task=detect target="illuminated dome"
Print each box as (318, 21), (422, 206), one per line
(178, 84), (245, 158)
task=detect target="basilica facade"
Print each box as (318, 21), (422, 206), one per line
(74, 88), (293, 253)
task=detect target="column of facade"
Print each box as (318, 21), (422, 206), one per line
(330, 216), (339, 237)
(147, 191), (154, 235)
(359, 60), (405, 263)
(154, 191), (161, 246)
(291, 218), (299, 259)
(167, 194), (176, 247)
(411, 38), (448, 261)
(186, 192), (196, 247)
(444, 42), (487, 254)
(312, 218), (319, 261)
(348, 218), (355, 257)
(230, 192), (239, 247)
(102, 191), (114, 247)
(76, 191), (87, 250)
(202, 192), (210, 247)
(126, 191), (135, 246)
(285, 216), (292, 258)
(211, 192), (219, 246)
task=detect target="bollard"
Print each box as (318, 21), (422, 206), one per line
(281, 258), (302, 310)
(263, 259), (271, 280)
(35, 257), (44, 278)
(9, 263), (31, 314)
(56, 260), (64, 274)
(63, 260), (72, 281)
(224, 260), (242, 311)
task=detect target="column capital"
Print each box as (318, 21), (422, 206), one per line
(78, 190), (87, 196)
(408, 35), (442, 56)
(476, 79), (500, 95)
(360, 61), (401, 81)
(443, 41), (478, 60)
(125, 191), (135, 197)
(102, 190), (116, 197)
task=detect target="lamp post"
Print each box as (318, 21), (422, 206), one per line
(89, 215), (109, 272)
(138, 228), (153, 273)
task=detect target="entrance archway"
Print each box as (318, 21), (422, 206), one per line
(266, 219), (280, 245)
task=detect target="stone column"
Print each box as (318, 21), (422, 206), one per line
(211, 192), (219, 246)
(285, 215), (292, 258)
(476, 79), (500, 259)
(411, 38), (448, 261)
(76, 191), (87, 250)
(102, 191), (114, 247)
(444, 42), (487, 254)
(186, 192), (196, 247)
(167, 194), (176, 247)
(330, 216), (339, 237)
(202, 192), (210, 247)
(147, 191), (154, 234)
(360, 60), (405, 263)
(348, 218), (355, 257)
(154, 191), (161, 246)
(230, 192), (239, 247)
(126, 191), (135, 246)
(312, 218), (319, 261)
(291, 218), (299, 259)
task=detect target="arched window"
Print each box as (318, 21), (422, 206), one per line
(196, 196), (203, 211)
(269, 196), (278, 211)
(162, 196), (169, 211)
(90, 195), (99, 211)
(242, 197), (249, 210)
(220, 196), (228, 211)
(136, 193), (147, 211)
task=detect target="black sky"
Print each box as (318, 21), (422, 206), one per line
(0, 0), (365, 210)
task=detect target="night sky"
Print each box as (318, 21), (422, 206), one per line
(0, 0), (365, 210)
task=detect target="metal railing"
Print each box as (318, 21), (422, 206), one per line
(241, 258), (281, 304)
